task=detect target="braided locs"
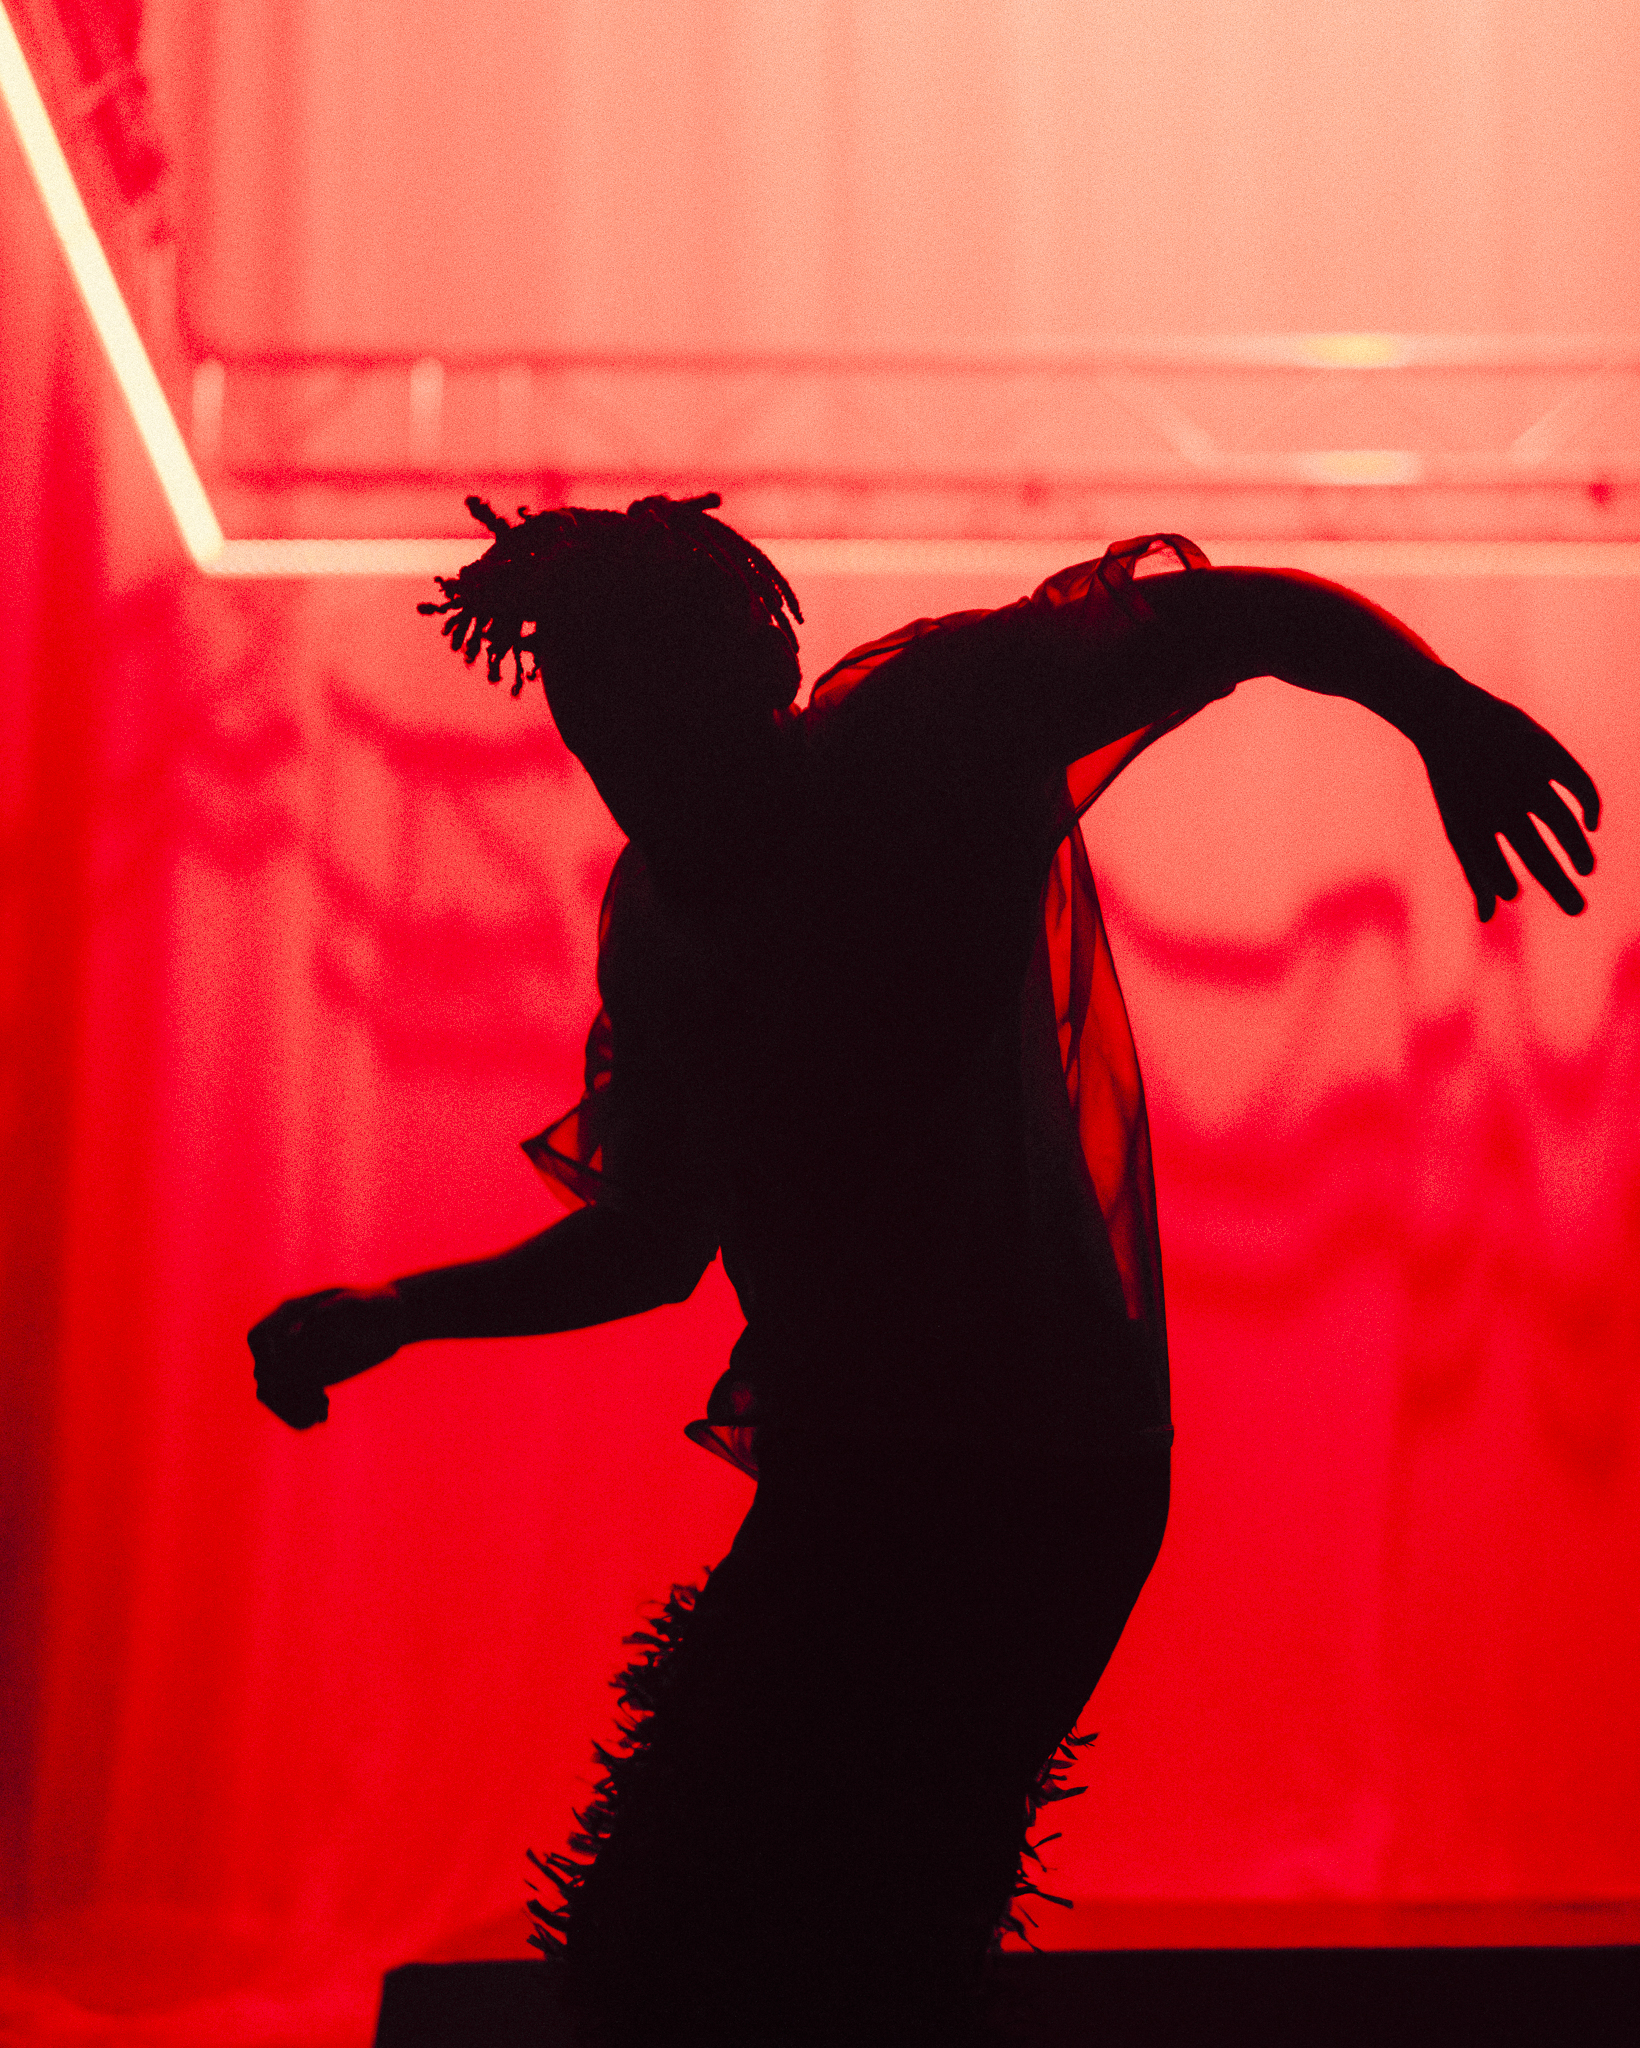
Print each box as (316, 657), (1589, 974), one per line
(417, 491), (803, 706)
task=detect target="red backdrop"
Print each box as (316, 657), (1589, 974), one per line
(4, 5), (1640, 2043)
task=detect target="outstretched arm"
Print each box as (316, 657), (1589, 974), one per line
(248, 1203), (715, 1430)
(1054, 563), (1601, 921)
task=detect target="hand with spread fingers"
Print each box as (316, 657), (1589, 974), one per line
(247, 1285), (406, 1430)
(1407, 665), (1601, 922)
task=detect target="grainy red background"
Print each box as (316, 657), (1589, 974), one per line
(3, 5), (1637, 2042)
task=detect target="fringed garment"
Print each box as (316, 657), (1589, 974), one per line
(520, 537), (1222, 2045)
(529, 1433), (1169, 2048)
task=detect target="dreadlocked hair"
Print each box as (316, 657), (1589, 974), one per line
(417, 491), (804, 708)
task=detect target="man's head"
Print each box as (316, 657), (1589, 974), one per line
(420, 494), (802, 842)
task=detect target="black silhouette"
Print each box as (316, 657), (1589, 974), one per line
(248, 496), (1599, 2047)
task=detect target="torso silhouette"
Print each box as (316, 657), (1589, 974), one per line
(529, 546), (1212, 1471)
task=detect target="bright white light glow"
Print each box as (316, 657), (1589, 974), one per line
(1297, 450), (1424, 487)
(0, 3), (223, 564)
(1, 7), (1636, 584)
(208, 538), (484, 579)
(1295, 333), (1412, 370)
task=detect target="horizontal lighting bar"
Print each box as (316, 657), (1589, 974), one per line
(772, 540), (1640, 579)
(208, 537), (481, 579)
(205, 538), (1640, 580)
(5, 12), (1640, 587)
(189, 332), (1640, 376)
(1295, 450), (1423, 487)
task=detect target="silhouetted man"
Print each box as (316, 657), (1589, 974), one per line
(250, 496), (1598, 2048)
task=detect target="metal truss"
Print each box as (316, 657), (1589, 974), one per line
(7, 0), (1637, 555)
(195, 334), (1640, 543)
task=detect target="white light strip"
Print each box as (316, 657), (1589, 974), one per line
(769, 539), (1640, 580)
(0, 4), (223, 566)
(1213, 540), (1640, 579)
(201, 538), (1640, 581)
(210, 537), (482, 579)
(4, 10), (1639, 587)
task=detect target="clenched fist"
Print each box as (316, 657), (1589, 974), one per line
(247, 1285), (406, 1429)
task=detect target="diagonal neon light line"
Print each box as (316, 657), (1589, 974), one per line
(3, 5), (1638, 581)
(0, 2), (224, 564)
(0, 7), (481, 579)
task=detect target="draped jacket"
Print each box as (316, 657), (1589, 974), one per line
(523, 535), (1230, 1477)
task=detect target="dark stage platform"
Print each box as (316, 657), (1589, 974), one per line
(374, 1942), (1636, 2047)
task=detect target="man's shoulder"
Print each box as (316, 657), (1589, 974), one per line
(799, 599), (1057, 828)
(804, 600), (1031, 726)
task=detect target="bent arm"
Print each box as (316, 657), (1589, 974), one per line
(248, 1201), (716, 1428)
(1138, 565), (1448, 735)
(391, 1201), (713, 1343)
(1044, 561), (1600, 921)
(1047, 564), (1444, 759)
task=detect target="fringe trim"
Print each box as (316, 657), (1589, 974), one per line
(992, 1726), (1099, 1949)
(526, 1571), (710, 1958)
(527, 1564), (1097, 1962)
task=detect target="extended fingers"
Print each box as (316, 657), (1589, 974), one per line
(1531, 783), (1595, 876)
(1550, 750), (1600, 833)
(1457, 810), (1519, 920)
(1464, 842), (1513, 922)
(1503, 816), (1586, 916)
(1436, 704), (1600, 920)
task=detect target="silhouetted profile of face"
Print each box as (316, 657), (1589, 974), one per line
(542, 609), (797, 891)
(418, 495), (804, 892)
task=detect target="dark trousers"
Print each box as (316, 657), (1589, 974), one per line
(541, 1430), (1171, 2047)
